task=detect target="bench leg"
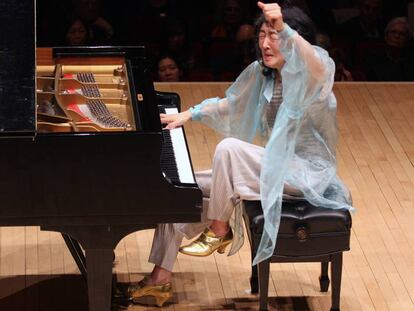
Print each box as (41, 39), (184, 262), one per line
(249, 238), (259, 294)
(319, 261), (330, 292)
(330, 252), (343, 311)
(258, 259), (271, 311)
(251, 264), (259, 294)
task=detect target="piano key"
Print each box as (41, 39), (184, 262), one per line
(162, 107), (195, 184)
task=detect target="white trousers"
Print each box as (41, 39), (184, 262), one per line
(148, 138), (302, 271)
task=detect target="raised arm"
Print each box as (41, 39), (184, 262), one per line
(257, 1), (327, 81)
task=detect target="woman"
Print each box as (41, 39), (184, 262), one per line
(156, 54), (183, 82)
(127, 1), (353, 306)
(65, 18), (89, 46)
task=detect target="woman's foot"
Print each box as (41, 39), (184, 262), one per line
(179, 227), (233, 257)
(128, 277), (172, 307)
(127, 267), (172, 307)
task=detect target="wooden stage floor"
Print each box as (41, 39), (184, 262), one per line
(1, 82), (414, 310)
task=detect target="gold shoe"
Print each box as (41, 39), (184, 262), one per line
(128, 277), (172, 307)
(179, 228), (233, 257)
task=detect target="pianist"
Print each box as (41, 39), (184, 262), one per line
(126, 1), (354, 306)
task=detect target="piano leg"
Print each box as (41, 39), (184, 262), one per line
(85, 248), (114, 311)
(42, 224), (153, 311)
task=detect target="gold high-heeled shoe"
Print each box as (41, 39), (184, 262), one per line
(128, 277), (172, 307)
(179, 227), (233, 257)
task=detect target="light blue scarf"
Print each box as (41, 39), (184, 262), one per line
(191, 24), (354, 264)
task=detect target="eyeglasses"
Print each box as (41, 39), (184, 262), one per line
(389, 29), (407, 37)
(258, 30), (280, 42)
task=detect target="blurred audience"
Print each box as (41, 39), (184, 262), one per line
(35, 0), (414, 82)
(315, 31), (332, 50)
(137, 0), (178, 19)
(408, 1), (414, 37)
(208, 0), (255, 79)
(235, 23), (256, 70)
(210, 0), (253, 42)
(331, 48), (354, 81)
(339, 0), (385, 41)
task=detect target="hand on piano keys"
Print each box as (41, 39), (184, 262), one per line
(160, 109), (192, 130)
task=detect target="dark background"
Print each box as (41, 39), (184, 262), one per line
(36, 0), (414, 82)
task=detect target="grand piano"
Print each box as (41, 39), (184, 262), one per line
(0, 1), (202, 311)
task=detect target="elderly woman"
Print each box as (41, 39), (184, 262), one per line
(126, 1), (353, 307)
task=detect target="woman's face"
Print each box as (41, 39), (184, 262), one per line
(66, 20), (87, 45)
(385, 22), (408, 49)
(258, 23), (285, 70)
(158, 57), (181, 82)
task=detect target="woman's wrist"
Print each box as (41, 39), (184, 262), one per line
(277, 24), (295, 40)
(275, 22), (285, 33)
(184, 109), (193, 121)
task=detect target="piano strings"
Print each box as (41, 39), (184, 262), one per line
(36, 62), (135, 132)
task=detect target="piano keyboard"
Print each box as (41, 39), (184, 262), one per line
(160, 107), (195, 185)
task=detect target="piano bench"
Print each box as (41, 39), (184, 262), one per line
(242, 200), (352, 311)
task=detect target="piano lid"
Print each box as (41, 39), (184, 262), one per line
(0, 0), (36, 135)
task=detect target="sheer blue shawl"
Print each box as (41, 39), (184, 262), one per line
(190, 24), (354, 264)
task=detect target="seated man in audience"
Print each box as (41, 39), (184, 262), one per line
(365, 17), (414, 80)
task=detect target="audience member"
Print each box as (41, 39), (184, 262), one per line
(339, 0), (385, 42)
(306, 0), (351, 34)
(235, 23), (256, 70)
(208, 0), (255, 79)
(132, 0), (181, 45)
(65, 18), (89, 46)
(71, 0), (115, 45)
(364, 17), (414, 80)
(334, 0), (386, 72)
(210, 0), (253, 42)
(160, 19), (196, 75)
(156, 55), (183, 82)
(315, 31), (332, 50)
(330, 47), (354, 81)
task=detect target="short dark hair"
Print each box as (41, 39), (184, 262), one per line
(156, 53), (183, 70)
(254, 4), (316, 74)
